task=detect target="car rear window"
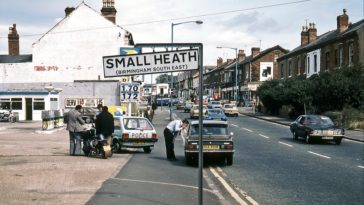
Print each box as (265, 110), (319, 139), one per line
(224, 104), (234, 108)
(123, 118), (153, 130)
(208, 109), (222, 114)
(190, 124), (228, 135)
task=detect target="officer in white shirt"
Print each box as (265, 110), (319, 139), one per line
(164, 119), (189, 161)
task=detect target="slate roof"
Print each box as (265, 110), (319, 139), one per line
(278, 19), (364, 60)
(0, 55), (32, 63)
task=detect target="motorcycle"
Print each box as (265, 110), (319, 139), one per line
(0, 109), (15, 122)
(82, 124), (112, 159)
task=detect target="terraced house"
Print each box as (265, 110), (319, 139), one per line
(278, 9), (364, 79)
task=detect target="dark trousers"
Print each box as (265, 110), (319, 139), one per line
(164, 128), (176, 160)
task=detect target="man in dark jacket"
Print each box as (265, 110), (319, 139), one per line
(95, 106), (115, 146)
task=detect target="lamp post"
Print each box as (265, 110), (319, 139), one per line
(216, 46), (238, 102)
(170, 20), (203, 121)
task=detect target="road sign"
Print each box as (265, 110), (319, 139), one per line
(120, 83), (140, 101)
(103, 49), (199, 77)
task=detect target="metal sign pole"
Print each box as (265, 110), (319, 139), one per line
(198, 44), (204, 205)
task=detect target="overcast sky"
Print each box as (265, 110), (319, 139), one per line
(0, 0), (363, 67)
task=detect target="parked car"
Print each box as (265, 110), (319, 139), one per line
(184, 102), (194, 113)
(184, 120), (234, 165)
(205, 109), (227, 121)
(222, 104), (239, 117)
(176, 102), (185, 110)
(112, 116), (158, 153)
(207, 100), (222, 109)
(290, 115), (344, 144)
(190, 105), (207, 119)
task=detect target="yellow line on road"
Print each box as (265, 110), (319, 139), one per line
(209, 167), (249, 205)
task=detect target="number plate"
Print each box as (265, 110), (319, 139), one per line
(323, 130), (334, 136)
(203, 145), (219, 150)
(133, 142), (145, 145)
(322, 136), (333, 140)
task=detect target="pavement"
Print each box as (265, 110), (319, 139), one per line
(237, 108), (364, 142)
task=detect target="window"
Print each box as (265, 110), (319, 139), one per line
(33, 98), (45, 110)
(348, 42), (354, 64)
(280, 64), (284, 78)
(303, 56), (307, 74)
(314, 54), (317, 73)
(334, 49), (338, 66)
(307, 56), (310, 74)
(297, 57), (301, 75)
(11, 98), (22, 110)
(274, 54), (279, 62)
(339, 47), (343, 66)
(325, 51), (330, 70)
(288, 61), (292, 77)
(0, 98), (11, 110)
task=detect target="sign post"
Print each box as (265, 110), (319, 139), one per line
(103, 43), (204, 205)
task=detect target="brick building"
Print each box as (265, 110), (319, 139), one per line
(278, 9), (364, 79)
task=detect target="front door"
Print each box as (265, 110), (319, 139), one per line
(25, 98), (32, 120)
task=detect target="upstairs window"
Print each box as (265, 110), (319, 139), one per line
(280, 63), (284, 78)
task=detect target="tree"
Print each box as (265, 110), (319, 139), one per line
(155, 74), (171, 84)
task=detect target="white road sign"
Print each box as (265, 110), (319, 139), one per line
(103, 49), (199, 77)
(120, 83), (140, 101)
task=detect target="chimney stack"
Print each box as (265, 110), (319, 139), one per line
(337, 9), (349, 32)
(217, 57), (223, 67)
(301, 26), (309, 46)
(8, 24), (19, 55)
(238, 49), (246, 62)
(101, 0), (117, 24)
(308, 22), (317, 43)
(65, 7), (75, 17)
(251, 47), (260, 57)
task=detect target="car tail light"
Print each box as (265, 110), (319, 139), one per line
(152, 133), (157, 141)
(122, 133), (129, 141)
(224, 144), (233, 149)
(187, 143), (198, 150)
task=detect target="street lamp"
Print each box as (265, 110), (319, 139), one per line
(170, 20), (203, 121)
(216, 46), (238, 102)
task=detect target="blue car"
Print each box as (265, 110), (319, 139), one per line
(205, 109), (227, 121)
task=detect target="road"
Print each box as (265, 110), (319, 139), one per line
(175, 109), (364, 205)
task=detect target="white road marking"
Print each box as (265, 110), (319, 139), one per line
(230, 124), (238, 127)
(278, 141), (293, 147)
(358, 166), (364, 169)
(112, 178), (216, 194)
(308, 151), (331, 159)
(203, 170), (230, 205)
(241, 128), (253, 132)
(209, 167), (249, 205)
(259, 134), (270, 139)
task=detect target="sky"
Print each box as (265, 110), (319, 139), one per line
(0, 0), (363, 68)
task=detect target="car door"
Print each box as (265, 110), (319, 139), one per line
(296, 116), (306, 137)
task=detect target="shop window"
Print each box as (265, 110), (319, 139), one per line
(34, 98), (45, 110)
(0, 99), (11, 110)
(11, 98), (22, 110)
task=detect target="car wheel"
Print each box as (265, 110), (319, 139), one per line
(335, 138), (342, 145)
(143, 147), (152, 153)
(305, 135), (311, 144)
(292, 131), (298, 140)
(234, 113), (238, 117)
(226, 156), (233, 166)
(111, 140), (120, 153)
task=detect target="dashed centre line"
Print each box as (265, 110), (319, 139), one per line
(358, 165), (364, 169)
(230, 124), (238, 127)
(259, 134), (270, 139)
(308, 151), (331, 159)
(241, 128), (253, 132)
(278, 141), (293, 147)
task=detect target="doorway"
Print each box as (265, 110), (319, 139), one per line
(25, 98), (32, 120)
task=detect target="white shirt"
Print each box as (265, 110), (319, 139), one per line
(166, 120), (182, 133)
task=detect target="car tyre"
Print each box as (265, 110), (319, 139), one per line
(292, 131), (298, 140)
(335, 138), (342, 145)
(234, 113), (238, 117)
(226, 156), (233, 166)
(305, 135), (311, 144)
(143, 147), (152, 153)
(111, 139), (120, 153)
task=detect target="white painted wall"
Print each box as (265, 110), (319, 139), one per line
(1, 3), (132, 83)
(260, 62), (274, 81)
(306, 49), (321, 78)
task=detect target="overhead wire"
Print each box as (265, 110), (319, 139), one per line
(0, 0), (311, 39)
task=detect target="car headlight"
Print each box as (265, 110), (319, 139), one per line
(312, 130), (321, 135)
(335, 129), (342, 135)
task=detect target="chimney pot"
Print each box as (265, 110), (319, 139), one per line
(337, 8), (349, 32)
(251, 47), (260, 57)
(8, 24), (19, 55)
(65, 7), (75, 17)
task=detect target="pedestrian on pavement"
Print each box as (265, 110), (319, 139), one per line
(95, 106), (115, 146)
(144, 106), (154, 123)
(66, 104), (86, 156)
(164, 119), (189, 161)
(152, 101), (157, 113)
